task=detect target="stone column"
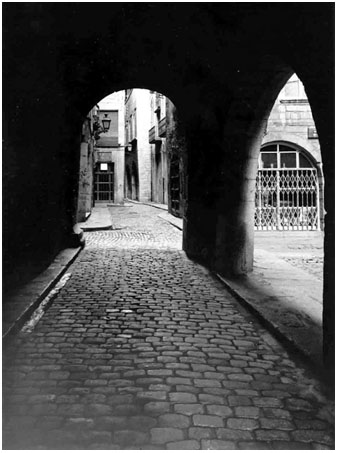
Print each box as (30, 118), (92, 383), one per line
(214, 126), (266, 276)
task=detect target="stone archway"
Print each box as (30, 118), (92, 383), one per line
(209, 55), (333, 368)
(3, 3), (334, 371)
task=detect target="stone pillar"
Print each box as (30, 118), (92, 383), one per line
(76, 132), (95, 222)
(298, 67), (334, 378)
(317, 163), (325, 231)
(184, 107), (223, 266)
(315, 109), (334, 376)
(214, 124), (265, 276)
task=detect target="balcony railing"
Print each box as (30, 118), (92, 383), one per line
(149, 125), (162, 144)
(158, 117), (166, 137)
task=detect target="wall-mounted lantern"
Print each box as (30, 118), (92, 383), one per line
(101, 114), (111, 132)
(93, 110), (111, 139)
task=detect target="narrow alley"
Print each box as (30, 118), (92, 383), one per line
(3, 205), (334, 449)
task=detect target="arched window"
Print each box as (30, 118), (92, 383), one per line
(255, 143), (319, 230)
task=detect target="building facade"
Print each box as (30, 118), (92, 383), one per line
(148, 92), (168, 205)
(146, 91), (187, 217)
(125, 89), (152, 202)
(77, 92), (124, 222)
(255, 74), (324, 231)
(76, 92), (125, 222)
(95, 92), (125, 205)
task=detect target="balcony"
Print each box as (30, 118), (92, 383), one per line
(158, 117), (166, 137)
(149, 125), (161, 144)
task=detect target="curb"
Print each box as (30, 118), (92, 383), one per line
(164, 220), (182, 231)
(158, 212), (183, 231)
(80, 225), (112, 232)
(3, 247), (83, 343)
(126, 199), (168, 211)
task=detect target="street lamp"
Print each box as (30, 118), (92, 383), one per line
(93, 113), (111, 139)
(101, 115), (111, 132)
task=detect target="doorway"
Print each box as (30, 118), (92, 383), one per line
(94, 162), (114, 203)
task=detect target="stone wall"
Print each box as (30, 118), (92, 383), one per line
(261, 75), (324, 230)
(77, 142), (94, 221)
(151, 141), (167, 204)
(264, 75), (322, 162)
(125, 89), (152, 202)
(135, 90), (152, 202)
(77, 116), (95, 222)
(150, 92), (168, 205)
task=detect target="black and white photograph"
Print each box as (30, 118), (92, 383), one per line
(2, 2), (335, 449)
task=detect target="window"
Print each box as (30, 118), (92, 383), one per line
(261, 152), (277, 168)
(255, 143), (319, 231)
(280, 152), (296, 168)
(258, 143), (314, 170)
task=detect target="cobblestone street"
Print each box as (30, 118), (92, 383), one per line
(3, 205), (334, 449)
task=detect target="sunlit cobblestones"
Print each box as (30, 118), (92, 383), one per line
(2, 205), (334, 449)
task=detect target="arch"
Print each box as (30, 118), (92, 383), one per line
(260, 140), (319, 167)
(3, 3), (333, 372)
(80, 86), (181, 137)
(77, 87), (186, 213)
(262, 133), (322, 165)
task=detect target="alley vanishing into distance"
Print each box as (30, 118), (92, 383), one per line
(3, 204), (334, 449)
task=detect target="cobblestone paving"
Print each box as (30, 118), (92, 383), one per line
(85, 205), (182, 250)
(85, 230), (181, 250)
(3, 205), (334, 449)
